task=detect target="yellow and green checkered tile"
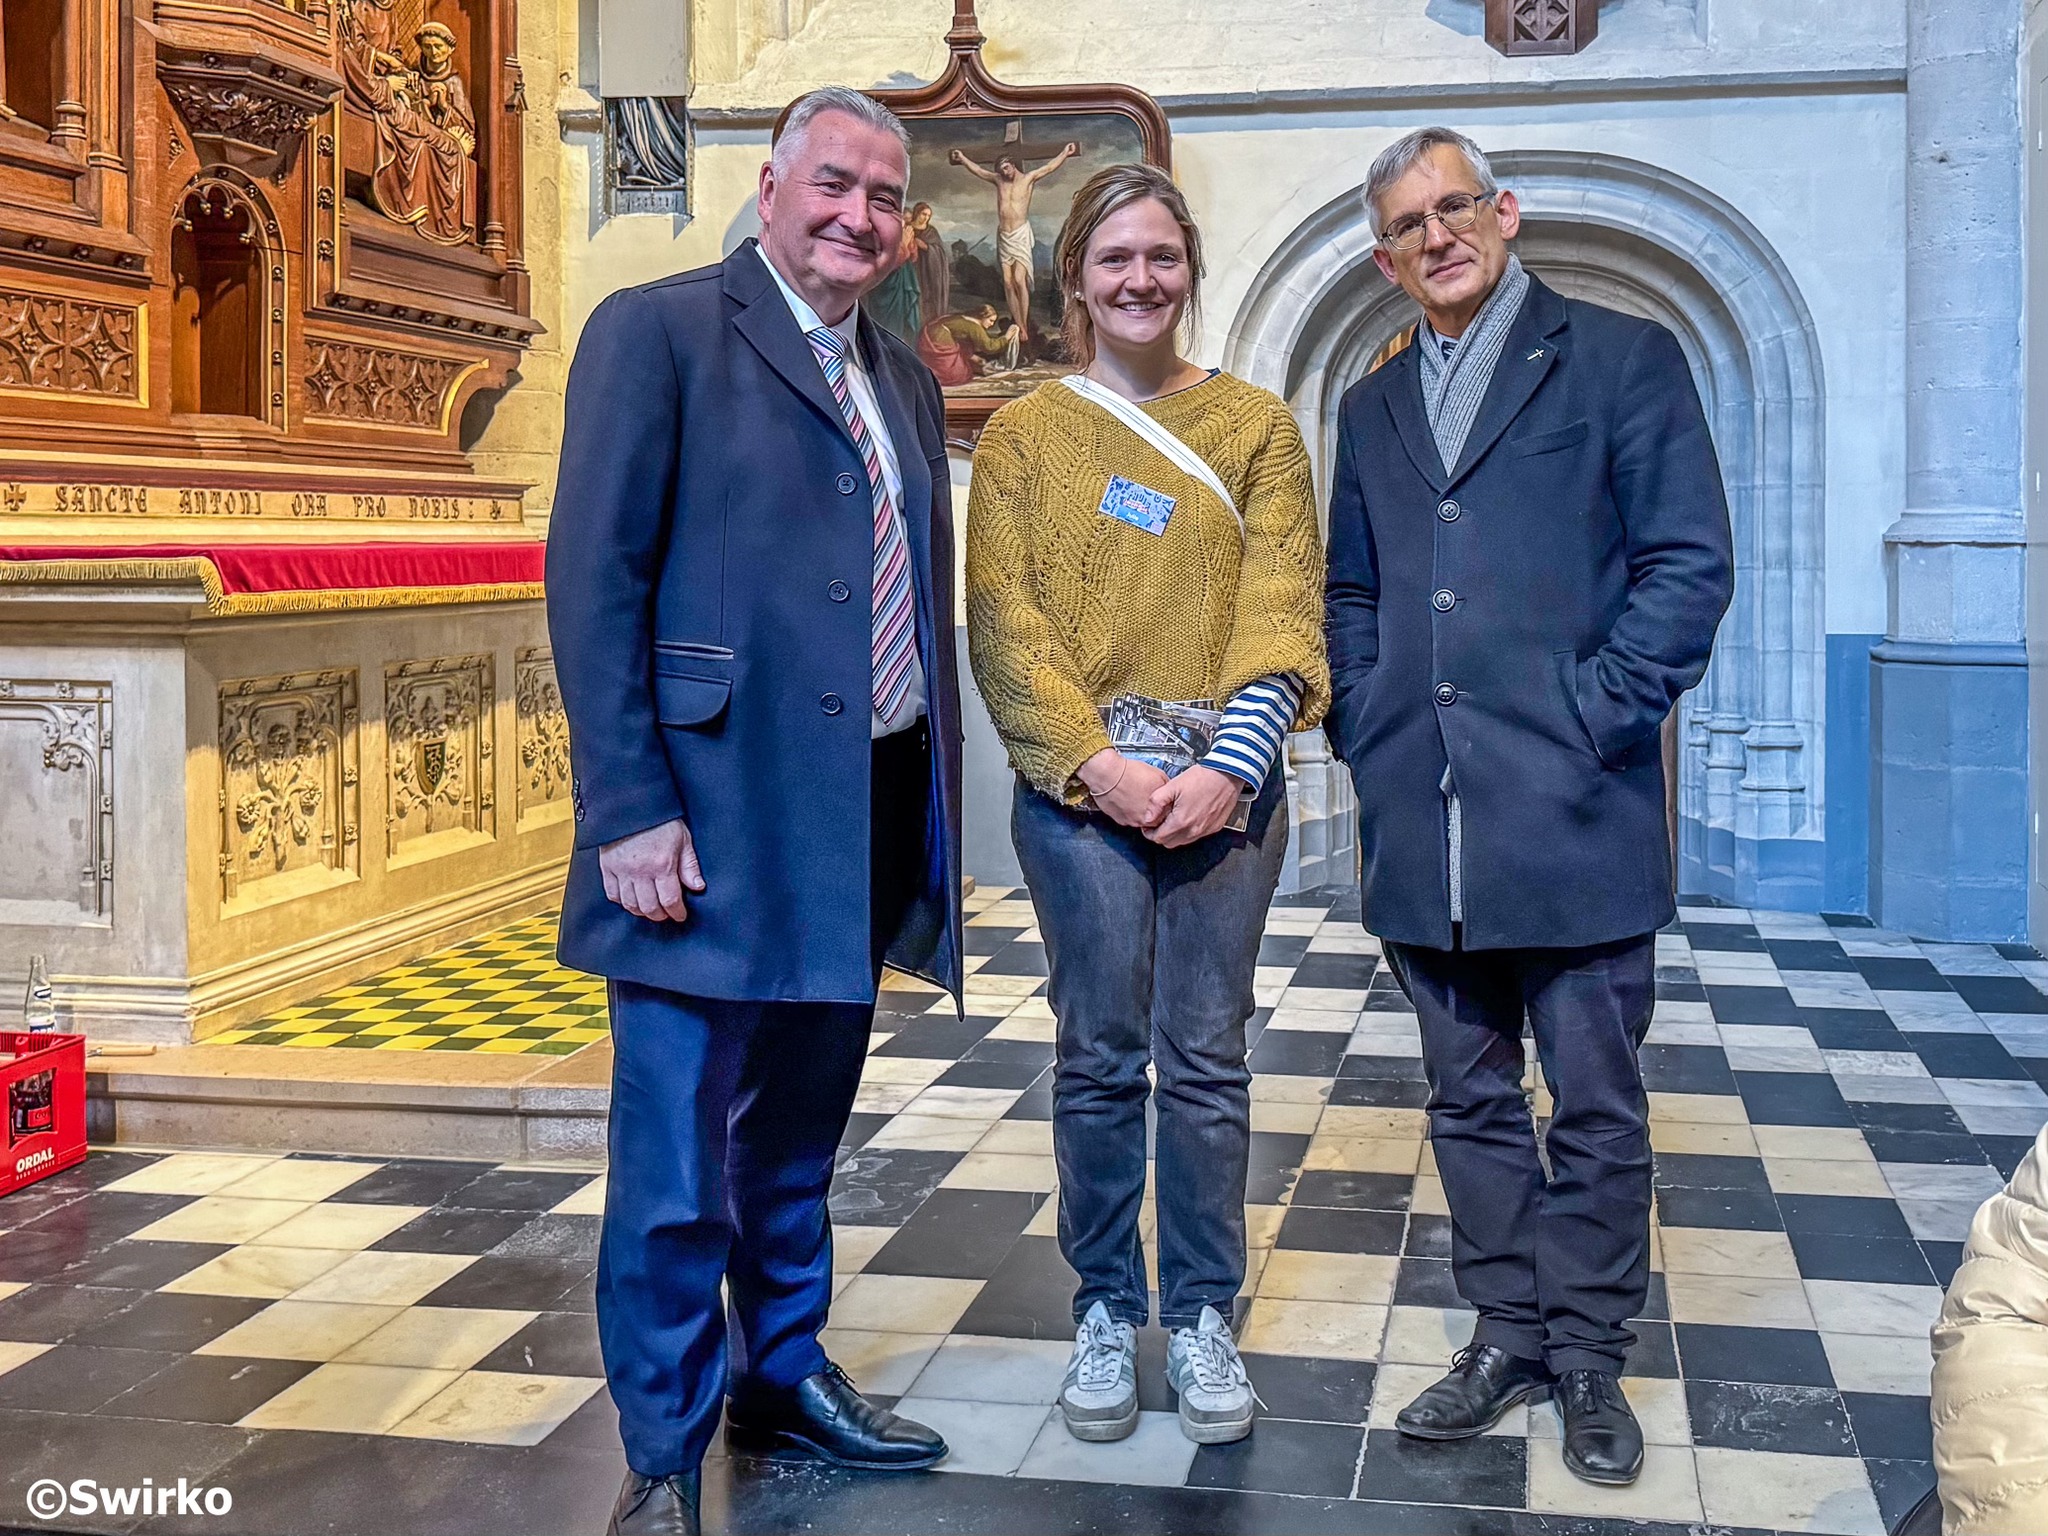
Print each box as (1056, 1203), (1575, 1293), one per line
(207, 911), (610, 1054)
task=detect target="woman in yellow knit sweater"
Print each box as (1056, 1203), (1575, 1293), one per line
(966, 164), (1329, 1448)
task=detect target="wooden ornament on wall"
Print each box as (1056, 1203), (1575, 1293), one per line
(1485, 0), (1600, 56)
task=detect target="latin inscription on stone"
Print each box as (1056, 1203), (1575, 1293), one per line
(0, 481), (520, 522)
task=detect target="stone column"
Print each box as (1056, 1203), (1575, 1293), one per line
(1872, 0), (2030, 940)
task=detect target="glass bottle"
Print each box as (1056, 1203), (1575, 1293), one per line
(22, 955), (56, 1034)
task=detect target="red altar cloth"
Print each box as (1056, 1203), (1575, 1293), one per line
(0, 541), (546, 613)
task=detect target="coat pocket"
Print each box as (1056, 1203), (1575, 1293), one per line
(653, 640), (735, 660)
(1551, 648), (1603, 762)
(1508, 420), (1591, 457)
(655, 673), (731, 728)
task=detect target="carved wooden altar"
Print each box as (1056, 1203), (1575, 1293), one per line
(0, 0), (562, 1051)
(0, 0), (536, 523)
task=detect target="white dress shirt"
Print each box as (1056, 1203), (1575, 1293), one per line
(758, 245), (928, 739)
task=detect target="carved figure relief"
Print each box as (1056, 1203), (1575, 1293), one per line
(605, 97), (689, 218)
(0, 679), (114, 926)
(514, 647), (569, 829)
(219, 671), (361, 910)
(339, 1), (477, 243)
(386, 654), (494, 857)
(303, 339), (469, 427)
(0, 287), (141, 401)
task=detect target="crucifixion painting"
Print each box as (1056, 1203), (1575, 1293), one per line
(947, 126), (1080, 351)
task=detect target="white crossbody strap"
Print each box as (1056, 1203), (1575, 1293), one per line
(1060, 373), (1243, 539)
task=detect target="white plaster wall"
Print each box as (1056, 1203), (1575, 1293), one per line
(688, 0), (1902, 106)
(551, 86), (1905, 636)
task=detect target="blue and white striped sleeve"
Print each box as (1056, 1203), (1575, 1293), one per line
(1201, 672), (1303, 790)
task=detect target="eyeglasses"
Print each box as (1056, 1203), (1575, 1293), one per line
(1377, 191), (1497, 253)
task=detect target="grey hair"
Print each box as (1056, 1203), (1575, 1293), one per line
(771, 86), (911, 183)
(1363, 127), (1497, 231)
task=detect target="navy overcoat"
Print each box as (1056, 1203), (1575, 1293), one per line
(545, 241), (964, 1004)
(1324, 276), (1734, 951)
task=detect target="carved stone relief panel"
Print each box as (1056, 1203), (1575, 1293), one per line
(513, 646), (569, 831)
(0, 679), (114, 927)
(385, 654), (495, 861)
(219, 670), (361, 913)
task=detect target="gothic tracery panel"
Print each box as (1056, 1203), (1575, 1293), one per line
(303, 338), (472, 429)
(0, 287), (142, 402)
(0, 679), (114, 925)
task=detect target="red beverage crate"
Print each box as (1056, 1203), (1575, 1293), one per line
(0, 1032), (86, 1197)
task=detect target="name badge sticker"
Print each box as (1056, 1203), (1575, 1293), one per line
(1098, 475), (1177, 536)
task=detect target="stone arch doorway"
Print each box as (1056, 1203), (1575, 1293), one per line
(1225, 151), (1826, 907)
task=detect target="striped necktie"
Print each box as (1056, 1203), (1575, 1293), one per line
(807, 326), (919, 730)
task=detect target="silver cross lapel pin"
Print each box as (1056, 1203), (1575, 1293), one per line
(1527, 349), (1545, 361)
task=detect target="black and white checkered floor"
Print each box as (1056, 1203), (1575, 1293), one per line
(1, 885), (2043, 1535)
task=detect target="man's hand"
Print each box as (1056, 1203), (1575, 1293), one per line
(1143, 765), (1244, 849)
(598, 817), (705, 923)
(1077, 748), (1169, 830)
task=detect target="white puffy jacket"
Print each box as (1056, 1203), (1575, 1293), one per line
(1931, 1125), (2048, 1534)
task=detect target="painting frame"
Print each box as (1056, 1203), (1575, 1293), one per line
(865, 2), (1173, 442)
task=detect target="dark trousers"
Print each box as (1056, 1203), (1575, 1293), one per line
(1012, 770), (1286, 1330)
(597, 724), (929, 1476)
(1382, 933), (1656, 1377)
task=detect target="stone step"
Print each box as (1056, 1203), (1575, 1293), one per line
(83, 1041), (610, 1165)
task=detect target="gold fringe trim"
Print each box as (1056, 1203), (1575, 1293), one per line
(0, 556), (541, 614)
(213, 582), (544, 615)
(0, 556), (225, 605)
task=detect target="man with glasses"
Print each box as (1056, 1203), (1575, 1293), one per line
(1323, 128), (1732, 1487)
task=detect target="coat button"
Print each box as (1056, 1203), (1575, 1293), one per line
(828, 580), (851, 602)
(1438, 499), (1461, 522)
(820, 693), (845, 715)
(1434, 683), (1457, 706)
(836, 472), (858, 495)
(1433, 588), (1456, 612)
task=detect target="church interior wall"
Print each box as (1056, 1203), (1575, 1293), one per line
(534, 0), (1908, 911)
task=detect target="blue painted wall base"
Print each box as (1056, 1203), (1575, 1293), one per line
(1824, 633), (1879, 915)
(1679, 822), (1824, 912)
(1870, 640), (2030, 943)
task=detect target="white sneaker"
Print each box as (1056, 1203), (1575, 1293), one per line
(1059, 1300), (1139, 1442)
(1166, 1304), (1255, 1443)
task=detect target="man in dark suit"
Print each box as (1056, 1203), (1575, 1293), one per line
(546, 86), (964, 1536)
(1324, 128), (1733, 1488)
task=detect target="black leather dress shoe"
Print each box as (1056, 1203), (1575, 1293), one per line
(1557, 1369), (1644, 1485)
(1395, 1344), (1554, 1440)
(608, 1471), (699, 1536)
(726, 1362), (948, 1470)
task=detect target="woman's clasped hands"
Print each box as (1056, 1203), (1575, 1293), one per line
(1077, 748), (1243, 849)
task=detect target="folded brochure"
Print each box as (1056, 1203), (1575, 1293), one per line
(1097, 695), (1254, 833)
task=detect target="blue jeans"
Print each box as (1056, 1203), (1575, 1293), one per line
(1011, 771), (1287, 1330)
